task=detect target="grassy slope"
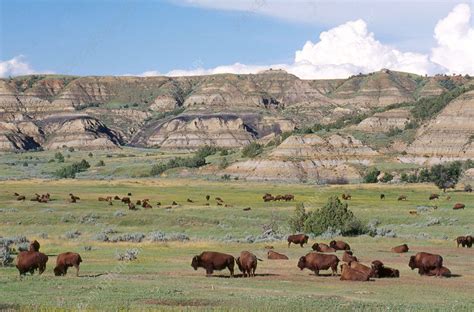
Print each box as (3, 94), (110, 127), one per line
(0, 179), (473, 311)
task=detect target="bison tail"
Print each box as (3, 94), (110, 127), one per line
(257, 258), (263, 262)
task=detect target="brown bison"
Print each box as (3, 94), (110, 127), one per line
(114, 195), (121, 200)
(267, 250), (288, 260)
(429, 193), (439, 200)
(206, 195), (210, 201)
(371, 260), (399, 278)
(453, 203), (465, 210)
(311, 243), (336, 253)
(187, 198), (194, 203)
(236, 251), (262, 277)
(426, 266), (451, 277)
(54, 252), (82, 277)
(329, 240), (351, 251)
(191, 251), (235, 277)
(380, 194), (385, 200)
(297, 252), (339, 276)
(342, 250), (358, 263)
(121, 197), (131, 204)
(398, 195), (407, 201)
(341, 193), (351, 200)
(340, 264), (370, 281)
(349, 261), (374, 277)
(29, 240), (40, 252)
(391, 244), (409, 253)
(456, 235), (473, 248)
(262, 193), (274, 202)
(128, 202), (137, 210)
(409, 252), (443, 276)
(98, 197), (109, 202)
(287, 234), (309, 247)
(16, 195), (26, 201)
(16, 251), (48, 276)
(282, 194), (295, 201)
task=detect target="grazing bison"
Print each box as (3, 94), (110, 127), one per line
(191, 251), (235, 277)
(409, 252), (443, 276)
(429, 193), (439, 200)
(283, 194), (294, 201)
(398, 195), (407, 201)
(143, 202), (152, 209)
(114, 195), (121, 200)
(342, 251), (358, 263)
(236, 251), (261, 277)
(329, 240), (351, 251)
(391, 244), (409, 253)
(136, 200), (142, 205)
(29, 240), (40, 252)
(409, 210), (418, 215)
(340, 264), (370, 281)
(54, 252), (82, 277)
(341, 193), (351, 200)
(380, 194), (385, 200)
(127, 193), (132, 196)
(349, 261), (374, 277)
(98, 197), (108, 202)
(172, 201), (178, 206)
(453, 203), (465, 210)
(311, 243), (336, 253)
(262, 193), (274, 202)
(371, 260), (399, 278)
(16, 251), (48, 276)
(287, 234), (309, 247)
(426, 266), (451, 277)
(267, 250), (288, 260)
(297, 252), (339, 276)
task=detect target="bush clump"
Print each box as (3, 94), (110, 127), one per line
(116, 249), (139, 261)
(109, 233), (145, 243)
(288, 203), (307, 233)
(149, 146), (218, 176)
(55, 159), (90, 179)
(64, 230), (81, 239)
(0, 246), (13, 266)
(363, 167), (380, 183)
(241, 142), (263, 158)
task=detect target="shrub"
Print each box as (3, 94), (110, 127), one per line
(0, 246), (13, 266)
(68, 147), (75, 152)
(363, 167), (380, 183)
(381, 172), (394, 183)
(109, 233), (145, 243)
(116, 249), (139, 261)
(218, 157), (229, 169)
(88, 152), (93, 158)
(55, 159), (90, 178)
(221, 174), (231, 181)
(113, 210), (126, 217)
(430, 161), (462, 191)
(64, 230), (81, 239)
(219, 149), (229, 156)
(93, 233), (109, 242)
(54, 152), (65, 163)
(288, 203), (308, 233)
(303, 196), (366, 236)
(242, 142), (263, 158)
(96, 160), (105, 167)
(22, 161), (28, 167)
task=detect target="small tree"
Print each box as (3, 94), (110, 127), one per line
(288, 203), (308, 232)
(242, 142), (263, 158)
(381, 172), (394, 183)
(54, 152), (65, 163)
(430, 161), (463, 192)
(363, 167), (380, 183)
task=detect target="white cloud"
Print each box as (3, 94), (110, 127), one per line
(0, 56), (53, 78)
(431, 3), (474, 74)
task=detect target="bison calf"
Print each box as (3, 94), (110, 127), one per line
(391, 244), (409, 253)
(54, 252), (82, 277)
(297, 252), (339, 276)
(16, 251), (48, 276)
(191, 251), (235, 277)
(236, 251), (262, 277)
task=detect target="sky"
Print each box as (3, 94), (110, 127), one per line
(0, 0), (473, 79)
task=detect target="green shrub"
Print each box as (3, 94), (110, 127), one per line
(96, 160), (105, 167)
(68, 147), (75, 153)
(55, 159), (90, 179)
(288, 203), (308, 233)
(221, 174), (231, 181)
(303, 196), (366, 236)
(22, 161), (28, 167)
(363, 167), (380, 183)
(430, 161), (462, 191)
(54, 152), (64, 163)
(381, 172), (393, 183)
(149, 146), (214, 176)
(242, 142), (263, 158)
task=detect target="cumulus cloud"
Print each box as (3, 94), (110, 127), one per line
(431, 3), (474, 74)
(0, 56), (37, 78)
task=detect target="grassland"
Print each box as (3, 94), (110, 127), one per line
(0, 178), (473, 311)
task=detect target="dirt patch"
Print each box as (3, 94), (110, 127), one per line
(142, 298), (213, 307)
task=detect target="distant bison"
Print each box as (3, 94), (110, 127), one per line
(429, 193), (439, 200)
(398, 195), (407, 201)
(287, 234), (309, 248)
(456, 235), (473, 248)
(191, 251), (235, 277)
(16, 251), (48, 276)
(453, 203), (465, 210)
(409, 252), (443, 276)
(54, 252), (82, 277)
(340, 264), (370, 281)
(236, 251), (262, 277)
(297, 252), (339, 276)
(29, 240), (40, 252)
(311, 243), (336, 253)
(267, 250), (288, 260)
(380, 193), (385, 200)
(121, 197), (131, 204)
(329, 240), (350, 251)
(341, 193), (351, 200)
(391, 244), (409, 253)
(342, 250), (358, 263)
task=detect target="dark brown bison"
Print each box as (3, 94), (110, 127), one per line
(172, 201), (178, 206)
(187, 198), (194, 203)
(127, 192), (132, 196)
(69, 193), (80, 201)
(380, 194), (385, 200)
(128, 202), (137, 210)
(121, 197), (131, 204)
(311, 243), (336, 253)
(467, 235), (473, 248)
(287, 234), (309, 247)
(267, 250), (288, 260)
(426, 266), (451, 277)
(114, 195), (121, 200)
(329, 240), (351, 251)
(409, 252), (443, 276)
(453, 203), (465, 210)
(136, 200), (142, 205)
(342, 250), (358, 263)
(236, 251), (262, 277)
(456, 235), (473, 248)
(206, 195), (210, 201)
(54, 252), (82, 277)
(191, 251), (235, 277)
(398, 195), (407, 201)
(340, 264), (370, 281)
(297, 252), (339, 276)
(16, 251), (48, 276)
(391, 244), (409, 253)
(143, 201), (152, 209)
(371, 260), (399, 278)
(262, 193), (274, 202)
(429, 193), (439, 200)
(282, 194), (294, 201)
(341, 193), (351, 200)
(243, 207), (251, 211)
(349, 261), (374, 277)
(16, 195), (25, 201)
(98, 197), (108, 202)
(29, 240), (40, 252)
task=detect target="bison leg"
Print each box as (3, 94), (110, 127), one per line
(288, 242), (291, 248)
(331, 265), (337, 276)
(74, 264), (80, 277)
(300, 243), (304, 247)
(206, 268), (213, 276)
(314, 269), (319, 276)
(229, 267), (234, 278)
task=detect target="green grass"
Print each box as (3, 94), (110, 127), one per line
(0, 179), (473, 311)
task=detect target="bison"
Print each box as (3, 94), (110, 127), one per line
(349, 261), (374, 277)
(262, 193), (274, 202)
(398, 195), (407, 201)
(391, 244), (409, 253)
(453, 203), (465, 210)
(380, 193), (385, 200)
(426, 266), (451, 277)
(429, 193), (439, 200)
(340, 264), (370, 281)
(267, 250), (288, 260)
(297, 252), (339, 276)
(16, 195), (26, 201)
(456, 235), (473, 248)
(311, 243), (336, 253)
(54, 252), (82, 277)
(29, 240), (40, 252)
(329, 240), (351, 251)
(191, 251), (235, 277)
(121, 197), (131, 204)
(341, 193), (351, 200)
(371, 260), (399, 278)
(16, 251), (48, 276)
(342, 250), (358, 263)
(409, 252), (443, 276)
(236, 251), (262, 277)
(287, 234), (309, 247)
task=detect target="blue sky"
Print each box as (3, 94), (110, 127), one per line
(1, 0), (472, 78)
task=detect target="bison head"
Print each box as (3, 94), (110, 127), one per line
(329, 240), (336, 248)
(235, 257), (243, 273)
(191, 256), (200, 270)
(311, 243), (319, 251)
(408, 256), (416, 270)
(54, 266), (66, 276)
(303, 235), (309, 244)
(297, 256), (306, 270)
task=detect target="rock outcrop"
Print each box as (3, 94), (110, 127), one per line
(356, 108), (412, 132)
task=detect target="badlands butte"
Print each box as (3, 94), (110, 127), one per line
(1, 69), (474, 182)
